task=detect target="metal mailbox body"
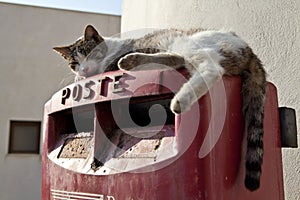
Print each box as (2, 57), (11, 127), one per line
(42, 69), (284, 200)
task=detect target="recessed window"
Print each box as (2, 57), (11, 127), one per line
(9, 121), (41, 154)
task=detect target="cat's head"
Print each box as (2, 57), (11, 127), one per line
(53, 25), (107, 77)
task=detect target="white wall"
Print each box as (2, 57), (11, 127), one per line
(0, 3), (120, 200)
(122, 0), (300, 199)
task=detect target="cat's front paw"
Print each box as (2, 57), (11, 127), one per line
(170, 96), (191, 114)
(118, 53), (143, 70)
(170, 99), (182, 114)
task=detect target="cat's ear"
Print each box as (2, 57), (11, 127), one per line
(84, 25), (104, 43)
(53, 46), (72, 59)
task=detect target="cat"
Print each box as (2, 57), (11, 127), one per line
(54, 25), (266, 191)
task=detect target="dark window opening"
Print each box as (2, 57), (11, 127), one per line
(9, 120), (41, 154)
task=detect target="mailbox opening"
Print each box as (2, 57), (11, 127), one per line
(49, 106), (95, 136)
(47, 106), (96, 172)
(48, 96), (177, 174)
(111, 96), (175, 128)
(92, 96), (177, 173)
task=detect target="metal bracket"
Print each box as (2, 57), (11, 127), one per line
(279, 107), (298, 148)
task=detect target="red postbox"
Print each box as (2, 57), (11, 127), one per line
(42, 69), (284, 199)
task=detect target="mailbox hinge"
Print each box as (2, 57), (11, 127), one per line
(279, 107), (298, 148)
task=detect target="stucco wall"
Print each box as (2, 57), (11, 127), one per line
(0, 3), (120, 200)
(122, 0), (300, 199)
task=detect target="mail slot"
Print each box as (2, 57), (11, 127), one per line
(42, 69), (284, 199)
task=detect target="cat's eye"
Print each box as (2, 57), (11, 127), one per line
(71, 61), (79, 65)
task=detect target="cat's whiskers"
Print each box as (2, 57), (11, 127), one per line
(59, 71), (76, 88)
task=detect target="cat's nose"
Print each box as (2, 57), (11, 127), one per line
(82, 68), (89, 73)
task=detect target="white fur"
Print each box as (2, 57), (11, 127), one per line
(79, 30), (248, 114)
(156, 31), (247, 113)
(170, 49), (225, 113)
(99, 37), (126, 73)
(168, 31), (247, 57)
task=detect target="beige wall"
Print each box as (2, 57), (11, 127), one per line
(0, 3), (120, 200)
(122, 0), (299, 199)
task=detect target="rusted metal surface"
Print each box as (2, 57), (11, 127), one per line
(116, 132), (163, 159)
(113, 128), (172, 159)
(93, 126), (177, 174)
(58, 136), (93, 158)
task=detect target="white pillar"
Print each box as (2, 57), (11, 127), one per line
(121, 1), (300, 199)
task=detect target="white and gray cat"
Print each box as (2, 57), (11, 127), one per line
(54, 25), (266, 191)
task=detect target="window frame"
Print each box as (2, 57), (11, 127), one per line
(9, 120), (41, 154)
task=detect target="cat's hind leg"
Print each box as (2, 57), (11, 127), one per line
(170, 60), (225, 114)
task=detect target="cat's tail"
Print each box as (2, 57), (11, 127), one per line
(242, 54), (266, 191)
